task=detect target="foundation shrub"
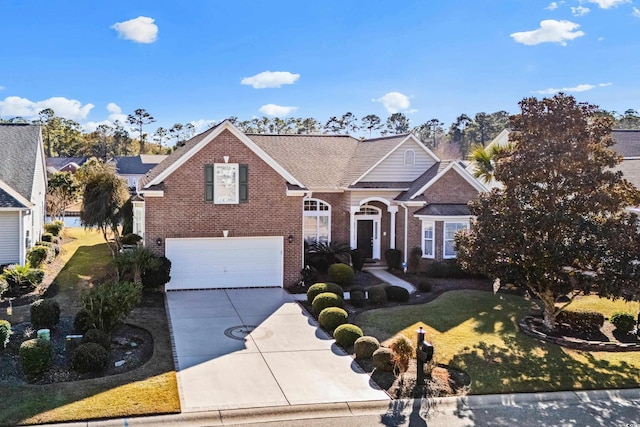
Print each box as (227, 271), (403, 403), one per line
(27, 246), (49, 268)
(312, 292), (345, 315)
(44, 221), (64, 236)
(19, 338), (53, 376)
(333, 323), (363, 348)
(385, 285), (410, 302)
(372, 347), (394, 372)
(349, 290), (367, 307)
(384, 249), (402, 270)
(41, 232), (54, 243)
(318, 307), (349, 331)
(368, 285), (388, 305)
(30, 299), (61, 330)
(328, 263), (355, 287)
(72, 342), (109, 373)
(354, 336), (380, 359)
(350, 249), (366, 272)
(307, 282), (344, 304)
(141, 256), (172, 288)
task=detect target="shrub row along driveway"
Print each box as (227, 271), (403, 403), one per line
(166, 288), (389, 411)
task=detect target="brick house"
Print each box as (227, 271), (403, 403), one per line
(136, 120), (487, 290)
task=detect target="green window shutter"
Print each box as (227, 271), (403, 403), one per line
(205, 165), (214, 202)
(239, 164), (248, 202)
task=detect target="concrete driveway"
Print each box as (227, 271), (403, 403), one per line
(166, 288), (389, 412)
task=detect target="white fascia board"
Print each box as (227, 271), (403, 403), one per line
(414, 214), (472, 222)
(306, 187), (344, 193)
(403, 201), (425, 207)
(138, 190), (164, 197)
(409, 162), (487, 200)
(344, 187), (410, 192)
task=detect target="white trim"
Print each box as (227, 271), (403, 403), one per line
(303, 198), (331, 244)
(144, 120), (304, 189)
(138, 190), (164, 197)
(414, 214), (472, 222)
(409, 161), (487, 200)
(421, 220), (435, 259)
(351, 134), (441, 185)
(354, 204), (382, 259)
(358, 196), (392, 207)
(443, 221), (469, 259)
(0, 179), (34, 208)
(404, 149), (416, 166)
(132, 201), (145, 240)
(213, 163), (239, 204)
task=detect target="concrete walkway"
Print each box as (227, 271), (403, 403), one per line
(165, 288), (389, 412)
(364, 267), (417, 294)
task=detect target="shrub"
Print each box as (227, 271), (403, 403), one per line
(349, 290), (367, 307)
(350, 249), (366, 272)
(333, 323), (363, 348)
(19, 338), (53, 376)
(312, 292), (345, 315)
(0, 276), (8, 298)
(424, 260), (469, 278)
(41, 232), (54, 243)
(80, 281), (143, 333)
(328, 263), (355, 287)
(27, 245), (49, 268)
(299, 265), (318, 286)
(141, 256), (172, 289)
(384, 249), (402, 270)
(390, 335), (414, 374)
(30, 299), (61, 330)
(72, 342), (109, 373)
(418, 280), (432, 292)
(83, 328), (111, 350)
(385, 285), (410, 302)
(354, 336), (380, 359)
(409, 247), (422, 271)
(0, 320), (11, 348)
(74, 309), (92, 334)
(556, 310), (605, 333)
(121, 233), (143, 245)
(3, 265), (44, 294)
(318, 307), (349, 331)
(307, 282), (344, 304)
(44, 221), (64, 236)
(368, 285), (388, 305)
(610, 312), (636, 334)
(372, 347), (394, 371)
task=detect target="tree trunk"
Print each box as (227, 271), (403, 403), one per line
(541, 292), (557, 330)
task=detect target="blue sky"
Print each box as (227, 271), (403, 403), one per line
(1, 0), (639, 136)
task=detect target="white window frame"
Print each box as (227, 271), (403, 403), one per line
(303, 198), (331, 244)
(421, 221), (435, 258)
(404, 149), (416, 166)
(214, 163), (239, 204)
(132, 201), (145, 240)
(443, 221), (469, 259)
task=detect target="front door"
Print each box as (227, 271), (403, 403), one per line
(357, 220), (373, 258)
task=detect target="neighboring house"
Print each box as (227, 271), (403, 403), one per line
(45, 156), (88, 176)
(136, 120), (487, 290)
(0, 124), (47, 265)
(113, 155), (168, 189)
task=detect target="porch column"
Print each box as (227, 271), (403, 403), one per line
(388, 206), (398, 249)
(349, 206), (359, 249)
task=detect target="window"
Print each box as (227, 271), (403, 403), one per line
(444, 222), (468, 258)
(303, 199), (331, 244)
(205, 164), (248, 204)
(404, 149), (415, 166)
(422, 221), (434, 258)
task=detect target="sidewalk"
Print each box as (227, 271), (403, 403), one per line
(364, 267), (416, 294)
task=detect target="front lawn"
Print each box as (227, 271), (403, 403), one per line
(355, 290), (640, 395)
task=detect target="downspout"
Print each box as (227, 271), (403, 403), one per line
(401, 203), (408, 264)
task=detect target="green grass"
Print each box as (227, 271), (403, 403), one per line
(355, 290), (640, 395)
(0, 228), (180, 426)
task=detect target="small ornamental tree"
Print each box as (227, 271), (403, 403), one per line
(456, 94), (640, 330)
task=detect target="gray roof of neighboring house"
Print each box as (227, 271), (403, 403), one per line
(0, 124), (42, 203)
(113, 155), (168, 175)
(46, 156), (88, 171)
(615, 159), (640, 189)
(414, 203), (471, 216)
(612, 129), (640, 158)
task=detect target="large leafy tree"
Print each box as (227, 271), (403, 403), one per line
(456, 94), (640, 330)
(46, 172), (81, 221)
(77, 159), (131, 258)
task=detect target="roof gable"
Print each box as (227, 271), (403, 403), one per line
(612, 129), (640, 158)
(0, 124), (44, 201)
(409, 161), (487, 200)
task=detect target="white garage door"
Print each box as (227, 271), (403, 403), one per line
(165, 237), (284, 290)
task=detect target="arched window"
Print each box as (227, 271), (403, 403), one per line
(404, 149), (416, 166)
(303, 199), (331, 244)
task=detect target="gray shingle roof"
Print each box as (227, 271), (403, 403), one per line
(0, 124), (42, 202)
(612, 130), (640, 158)
(113, 155), (168, 175)
(414, 203), (470, 216)
(45, 156), (88, 171)
(0, 187), (26, 208)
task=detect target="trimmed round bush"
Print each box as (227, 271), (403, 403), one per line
(30, 299), (61, 330)
(318, 307), (349, 331)
(312, 292), (345, 315)
(368, 285), (388, 305)
(354, 336), (380, 359)
(372, 347), (394, 372)
(610, 312), (636, 334)
(19, 338), (53, 376)
(83, 328), (111, 350)
(72, 342), (109, 373)
(333, 323), (363, 348)
(349, 290), (367, 307)
(385, 285), (410, 302)
(418, 280), (432, 292)
(0, 319), (11, 348)
(350, 249), (366, 272)
(74, 309), (93, 334)
(556, 310), (604, 333)
(307, 282), (344, 304)
(41, 232), (54, 243)
(44, 221), (64, 236)
(27, 246), (49, 268)
(328, 263), (355, 287)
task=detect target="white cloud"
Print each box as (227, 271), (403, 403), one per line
(258, 104), (297, 116)
(545, 2), (561, 10)
(571, 6), (591, 16)
(0, 86), (5, 91)
(510, 20), (585, 46)
(190, 119), (216, 132)
(633, 6), (640, 17)
(533, 82), (612, 94)
(111, 16), (158, 44)
(241, 71), (300, 89)
(374, 91), (412, 114)
(587, 0), (630, 9)
(0, 96), (94, 121)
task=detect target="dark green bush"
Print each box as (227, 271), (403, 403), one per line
(27, 246), (49, 268)
(83, 328), (111, 350)
(19, 338), (53, 376)
(80, 281), (143, 333)
(121, 233), (143, 245)
(350, 249), (366, 272)
(0, 319), (11, 348)
(141, 256), (172, 289)
(307, 282), (344, 304)
(2, 265), (44, 294)
(409, 247), (422, 271)
(328, 263), (355, 287)
(44, 221), (64, 236)
(354, 336), (380, 359)
(333, 323), (363, 348)
(349, 290), (367, 307)
(556, 310), (605, 333)
(368, 285), (388, 305)
(72, 342), (109, 373)
(41, 232), (54, 243)
(30, 299), (61, 330)
(312, 292), (345, 315)
(385, 285), (410, 302)
(318, 307), (349, 331)
(424, 260), (469, 278)
(35, 241), (57, 261)
(384, 249), (402, 270)
(372, 347), (394, 371)
(418, 280), (432, 292)
(299, 265), (318, 286)
(610, 312), (636, 334)
(74, 309), (92, 334)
